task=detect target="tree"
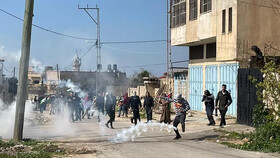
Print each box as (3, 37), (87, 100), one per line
(249, 60), (280, 125)
(130, 69), (151, 87)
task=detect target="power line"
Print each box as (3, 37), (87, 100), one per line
(80, 44), (96, 59)
(101, 40), (167, 44)
(0, 8), (96, 41)
(118, 63), (167, 69)
(103, 45), (164, 55)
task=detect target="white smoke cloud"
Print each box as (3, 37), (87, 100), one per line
(59, 79), (87, 98)
(0, 44), (46, 75)
(0, 45), (21, 62)
(30, 58), (45, 74)
(0, 99), (35, 139)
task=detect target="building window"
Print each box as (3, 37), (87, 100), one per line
(200, 0), (212, 13)
(189, 0), (198, 20)
(190, 45), (203, 60)
(228, 7), (232, 32)
(206, 43), (216, 58)
(222, 9), (226, 33)
(171, 0), (186, 27)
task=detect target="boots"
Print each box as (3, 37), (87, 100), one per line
(182, 125), (185, 132)
(174, 129), (181, 140)
(110, 121), (114, 129)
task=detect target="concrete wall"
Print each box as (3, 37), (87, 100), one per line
(237, 0), (280, 61)
(216, 0), (238, 61)
(171, 0), (217, 46)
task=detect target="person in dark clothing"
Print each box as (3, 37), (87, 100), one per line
(215, 84), (232, 127)
(96, 93), (105, 122)
(73, 94), (82, 121)
(117, 93), (125, 117)
(129, 91), (142, 125)
(67, 92), (76, 122)
(55, 92), (65, 118)
(123, 93), (129, 117)
(143, 91), (154, 122)
(105, 92), (116, 129)
(173, 94), (190, 140)
(33, 96), (38, 111)
(202, 90), (215, 126)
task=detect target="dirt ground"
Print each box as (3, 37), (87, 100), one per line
(10, 110), (280, 158)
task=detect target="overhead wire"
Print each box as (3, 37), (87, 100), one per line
(0, 8), (96, 41)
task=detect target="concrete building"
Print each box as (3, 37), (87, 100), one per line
(171, 0), (280, 116)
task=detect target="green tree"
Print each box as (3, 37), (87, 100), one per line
(130, 69), (151, 87)
(249, 60), (280, 124)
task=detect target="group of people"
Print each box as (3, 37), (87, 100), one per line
(202, 84), (232, 127)
(32, 84), (232, 140)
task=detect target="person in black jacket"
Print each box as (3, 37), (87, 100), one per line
(202, 90), (215, 126)
(96, 92), (105, 122)
(129, 91), (142, 125)
(215, 84), (232, 127)
(105, 92), (116, 129)
(143, 91), (154, 123)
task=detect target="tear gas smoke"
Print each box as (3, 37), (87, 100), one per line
(59, 79), (87, 98)
(111, 121), (175, 143)
(30, 58), (45, 74)
(0, 45), (21, 62)
(0, 45), (45, 74)
(0, 99), (35, 139)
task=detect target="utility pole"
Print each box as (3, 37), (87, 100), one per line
(13, 67), (16, 78)
(166, 0), (170, 94)
(56, 64), (60, 95)
(13, 0), (34, 141)
(78, 4), (101, 96)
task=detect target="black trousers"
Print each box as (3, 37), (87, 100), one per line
(75, 106), (82, 121)
(106, 109), (115, 127)
(132, 109), (140, 125)
(219, 109), (227, 126)
(68, 106), (75, 122)
(206, 106), (215, 124)
(173, 113), (186, 136)
(146, 107), (152, 122)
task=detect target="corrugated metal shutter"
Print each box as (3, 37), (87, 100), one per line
(205, 65), (218, 97)
(189, 66), (203, 111)
(219, 63), (239, 116)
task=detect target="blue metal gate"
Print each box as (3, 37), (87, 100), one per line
(219, 63), (239, 116)
(205, 65), (218, 97)
(189, 66), (203, 111)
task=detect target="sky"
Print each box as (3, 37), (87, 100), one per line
(0, 0), (188, 77)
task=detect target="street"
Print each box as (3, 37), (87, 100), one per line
(22, 111), (278, 158)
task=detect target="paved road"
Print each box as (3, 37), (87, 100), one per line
(23, 112), (278, 158)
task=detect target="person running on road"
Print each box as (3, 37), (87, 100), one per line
(173, 94), (190, 140)
(105, 92), (116, 129)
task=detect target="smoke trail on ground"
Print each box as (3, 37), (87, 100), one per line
(111, 121), (175, 143)
(0, 99), (35, 139)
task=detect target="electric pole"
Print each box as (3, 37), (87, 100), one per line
(78, 4), (101, 96)
(13, 0), (34, 141)
(166, 0), (170, 94)
(13, 67), (16, 78)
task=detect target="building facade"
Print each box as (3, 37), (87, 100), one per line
(171, 0), (280, 116)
